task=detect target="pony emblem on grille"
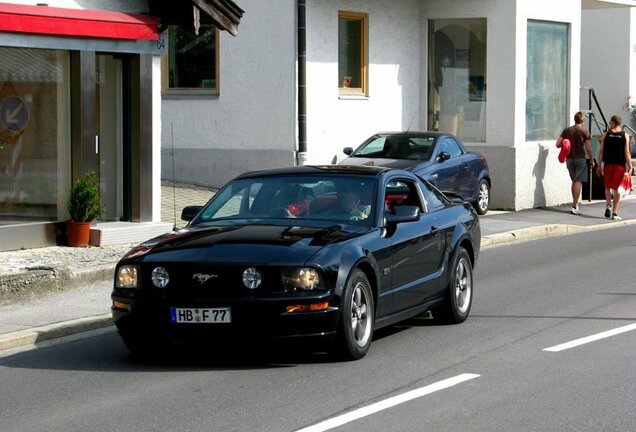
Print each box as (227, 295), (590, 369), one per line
(192, 273), (218, 284)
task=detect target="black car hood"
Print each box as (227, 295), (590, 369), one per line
(125, 223), (367, 266)
(341, 156), (425, 171)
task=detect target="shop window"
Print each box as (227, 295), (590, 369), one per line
(0, 48), (70, 224)
(338, 11), (367, 96)
(428, 18), (487, 142)
(163, 25), (219, 94)
(526, 21), (568, 141)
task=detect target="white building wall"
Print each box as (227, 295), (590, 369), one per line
(515, 0), (583, 210)
(161, 0), (297, 187)
(582, 7), (634, 131)
(305, 0), (422, 165)
(632, 7), (636, 121)
(422, 0), (518, 209)
(427, 0), (583, 210)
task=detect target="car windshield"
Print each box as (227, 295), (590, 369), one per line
(351, 134), (435, 160)
(192, 175), (377, 226)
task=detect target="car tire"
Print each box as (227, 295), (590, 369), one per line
(473, 180), (489, 215)
(435, 246), (473, 324)
(335, 269), (375, 360)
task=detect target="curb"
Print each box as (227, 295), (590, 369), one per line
(481, 218), (636, 249)
(0, 313), (113, 352)
(0, 264), (115, 306)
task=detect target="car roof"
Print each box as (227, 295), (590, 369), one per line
(373, 131), (450, 139)
(235, 164), (394, 179)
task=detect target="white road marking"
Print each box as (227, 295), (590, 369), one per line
(543, 323), (636, 352)
(295, 373), (480, 432)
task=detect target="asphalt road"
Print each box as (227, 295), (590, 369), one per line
(1, 227), (635, 432)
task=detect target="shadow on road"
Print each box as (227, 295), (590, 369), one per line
(0, 314), (448, 372)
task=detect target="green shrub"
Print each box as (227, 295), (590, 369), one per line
(67, 171), (105, 222)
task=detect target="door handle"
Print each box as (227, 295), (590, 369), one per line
(431, 226), (439, 234)
(430, 174), (438, 180)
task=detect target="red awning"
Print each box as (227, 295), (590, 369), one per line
(0, 3), (159, 41)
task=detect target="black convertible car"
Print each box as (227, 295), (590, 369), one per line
(341, 132), (491, 215)
(112, 165), (480, 360)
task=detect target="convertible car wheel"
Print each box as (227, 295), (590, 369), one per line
(435, 247), (473, 324)
(473, 180), (490, 215)
(336, 269), (375, 360)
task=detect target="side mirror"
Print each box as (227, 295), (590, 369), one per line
(437, 151), (450, 162)
(181, 205), (203, 222)
(343, 147), (354, 156)
(385, 205), (420, 225)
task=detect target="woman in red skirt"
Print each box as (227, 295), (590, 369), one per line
(596, 115), (633, 220)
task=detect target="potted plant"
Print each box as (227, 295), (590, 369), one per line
(66, 171), (105, 247)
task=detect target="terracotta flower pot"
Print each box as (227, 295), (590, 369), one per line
(67, 221), (92, 247)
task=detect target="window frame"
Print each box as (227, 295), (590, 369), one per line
(525, 20), (569, 141)
(338, 11), (368, 97)
(161, 25), (220, 97)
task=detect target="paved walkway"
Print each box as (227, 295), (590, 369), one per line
(0, 183), (634, 352)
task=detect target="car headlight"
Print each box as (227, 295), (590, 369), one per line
(151, 267), (170, 288)
(116, 265), (139, 288)
(281, 268), (323, 291)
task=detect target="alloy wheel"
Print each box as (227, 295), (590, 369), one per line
(455, 256), (472, 315)
(350, 281), (371, 347)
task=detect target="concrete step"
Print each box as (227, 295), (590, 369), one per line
(90, 222), (173, 247)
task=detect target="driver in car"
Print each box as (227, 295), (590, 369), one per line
(329, 186), (370, 221)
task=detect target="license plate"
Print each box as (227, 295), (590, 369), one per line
(170, 307), (231, 324)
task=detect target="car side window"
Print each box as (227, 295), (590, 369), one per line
(384, 179), (424, 214)
(438, 137), (464, 159)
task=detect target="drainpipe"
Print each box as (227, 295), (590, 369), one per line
(296, 0), (308, 165)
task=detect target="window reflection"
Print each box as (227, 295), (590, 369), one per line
(0, 48), (69, 224)
(168, 25), (217, 90)
(338, 12), (367, 94)
(428, 19), (487, 142)
(526, 21), (568, 141)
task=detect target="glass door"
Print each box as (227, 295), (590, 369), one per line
(96, 54), (123, 221)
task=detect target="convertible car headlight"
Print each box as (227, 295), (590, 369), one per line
(281, 268), (323, 291)
(116, 265), (139, 288)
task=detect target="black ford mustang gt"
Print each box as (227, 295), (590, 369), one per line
(112, 165), (480, 360)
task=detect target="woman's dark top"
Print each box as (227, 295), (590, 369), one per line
(603, 130), (626, 165)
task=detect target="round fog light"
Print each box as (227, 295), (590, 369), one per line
(242, 267), (262, 289)
(151, 267), (170, 288)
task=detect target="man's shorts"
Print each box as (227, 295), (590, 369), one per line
(566, 158), (588, 182)
(602, 163), (626, 190)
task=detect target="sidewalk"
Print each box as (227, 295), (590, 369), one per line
(1, 185), (635, 352)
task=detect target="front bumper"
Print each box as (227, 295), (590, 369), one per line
(111, 292), (340, 344)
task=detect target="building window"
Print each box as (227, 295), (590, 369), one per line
(428, 18), (487, 142)
(338, 11), (367, 96)
(526, 21), (568, 141)
(0, 48), (70, 224)
(163, 24), (218, 93)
